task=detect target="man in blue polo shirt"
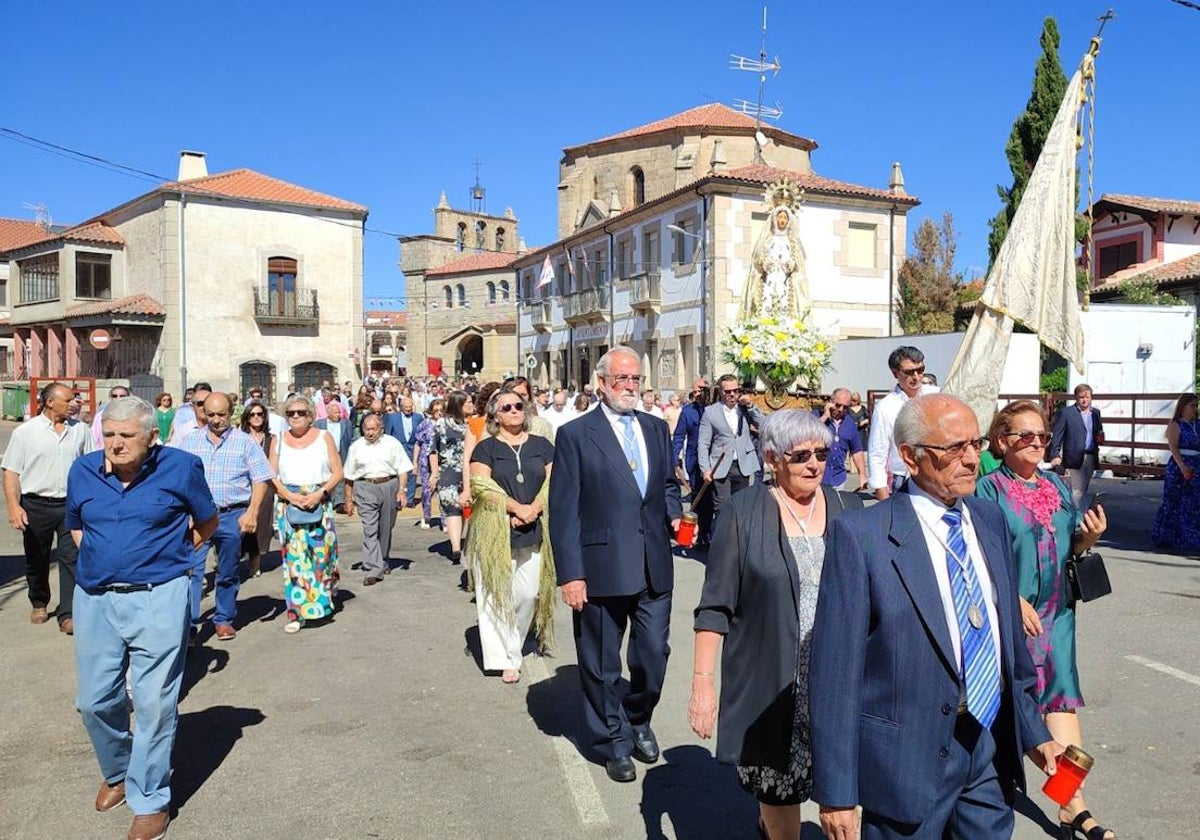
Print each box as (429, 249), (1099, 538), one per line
(816, 387), (868, 492)
(66, 396), (217, 840)
(179, 392), (274, 642)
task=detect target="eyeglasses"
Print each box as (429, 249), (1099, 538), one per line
(896, 365), (926, 378)
(110, 392), (129, 399)
(286, 409), (310, 418)
(497, 401), (525, 413)
(780, 447), (830, 464)
(247, 411), (266, 418)
(193, 399), (207, 406)
(1005, 430), (1052, 445)
(604, 374), (644, 386)
(918, 437), (989, 458)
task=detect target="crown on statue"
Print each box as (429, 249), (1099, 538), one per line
(765, 178), (802, 210)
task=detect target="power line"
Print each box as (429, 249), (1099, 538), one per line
(0, 124), (406, 239)
(1167, 0), (1200, 10)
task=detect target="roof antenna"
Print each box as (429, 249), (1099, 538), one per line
(22, 201), (54, 231)
(730, 6), (783, 165)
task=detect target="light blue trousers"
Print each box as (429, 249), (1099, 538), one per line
(73, 575), (189, 815)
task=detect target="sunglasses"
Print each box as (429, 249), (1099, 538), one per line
(193, 400), (207, 406)
(247, 411), (266, 418)
(497, 401), (525, 413)
(897, 365), (926, 378)
(781, 447), (830, 464)
(1006, 430), (1052, 445)
(286, 409), (309, 418)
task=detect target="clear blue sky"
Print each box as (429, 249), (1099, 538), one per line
(2, 1), (1197, 302)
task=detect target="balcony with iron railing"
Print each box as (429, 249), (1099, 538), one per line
(628, 269), (662, 312)
(253, 286), (319, 326)
(561, 285), (610, 323)
(531, 300), (554, 333)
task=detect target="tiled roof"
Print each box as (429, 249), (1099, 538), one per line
(1096, 194), (1200, 217)
(365, 310), (406, 328)
(61, 221), (125, 245)
(720, 165), (920, 205)
(66, 293), (165, 319)
(1094, 252), (1200, 292)
(162, 169), (368, 214)
(0, 219), (50, 252)
(424, 251), (517, 277)
(570, 103), (817, 152)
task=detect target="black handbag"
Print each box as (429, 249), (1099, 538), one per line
(1065, 551), (1112, 603)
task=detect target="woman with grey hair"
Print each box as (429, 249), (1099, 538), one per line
(268, 395), (343, 634)
(467, 387), (556, 682)
(689, 408), (862, 840)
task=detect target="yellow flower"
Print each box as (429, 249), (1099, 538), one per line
(774, 332), (788, 342)
(741, 346), (753, 360)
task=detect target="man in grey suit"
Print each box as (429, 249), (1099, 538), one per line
(810, 394), (1063, 840)
(698, 374), (763, 521)
(315, 401), (353, 510)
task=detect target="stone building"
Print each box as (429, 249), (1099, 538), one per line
(512, 103), (918, 393)
(0, 152), (367, 399)
(400, 193), (521, 378)
(364, 309), (407, 374)
(0, 218), (50, 379)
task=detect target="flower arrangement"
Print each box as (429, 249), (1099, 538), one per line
(720, 307), (838, 395)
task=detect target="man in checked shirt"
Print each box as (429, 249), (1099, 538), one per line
(179, 392), (274, 642)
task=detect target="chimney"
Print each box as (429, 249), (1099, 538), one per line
(178, 151), (208, 181)
(709, 138), (728, 172)
(889, 161), (906, 195)
(608, 187), (623, 217)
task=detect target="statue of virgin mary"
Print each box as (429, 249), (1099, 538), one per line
(742, 180), (809, 320)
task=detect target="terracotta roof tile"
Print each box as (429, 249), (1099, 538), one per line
(424, 251), (517, 277)
(61, 221), (124, 245)
(365, 310), (407, 327)
(66, 293), (165, 319)
(0, 219), (51, 252)
(163, 169), (368, 214)
(720, 164), (919, 205)
(569, 103), (816, 152)
(1097, 193), (1200, 217)
(1094, 252), (1200, 292)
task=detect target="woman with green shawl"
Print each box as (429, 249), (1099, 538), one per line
(468, 387), (557, 684)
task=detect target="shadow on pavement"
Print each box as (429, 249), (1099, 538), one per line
(235, 594), (285, 627)
(463, 625), (484, 673)
(170, 705), (266, 814)
(0, 552), (26, 590)
(1013, 790), (1059, 837)
(526, 664), (591, 760)
(178, 644), (230, 703)
(640, 744), (767, 840)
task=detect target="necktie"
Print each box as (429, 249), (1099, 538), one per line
(941, 508), (1002, 728)
(619, 414), (647, 496)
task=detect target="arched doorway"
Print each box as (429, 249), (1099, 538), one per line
(457, 334), (483, 376)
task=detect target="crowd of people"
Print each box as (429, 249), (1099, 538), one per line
(10, 348), (1187, 839)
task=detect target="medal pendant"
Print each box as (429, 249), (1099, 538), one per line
(629, 459), (638, 471)
(516, 473), (525, 484)
(968, 604), (984, 630)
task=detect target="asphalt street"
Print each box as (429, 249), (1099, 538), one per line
(0, 425), (1196, 838)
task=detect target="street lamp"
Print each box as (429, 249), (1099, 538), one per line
(667, 224), (710, 379)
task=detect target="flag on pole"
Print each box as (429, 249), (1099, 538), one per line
(564, 246), (576, 288)
(537, 254), (554, 289)
(944, 52), (1093, 430)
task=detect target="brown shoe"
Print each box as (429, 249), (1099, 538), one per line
(95, 780), (126, 812)
(213, 624), (236, 641)
(59, 617), (74, 635)
(30, 606), (49, 624)
(128, 810), (169, 840)
(363, 576), (384, 586)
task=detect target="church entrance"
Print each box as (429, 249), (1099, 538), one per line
(457, 334), (483, 376)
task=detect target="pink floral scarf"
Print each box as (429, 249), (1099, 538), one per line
(1005, 473), (1061, 530)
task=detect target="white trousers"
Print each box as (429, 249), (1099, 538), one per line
(477, 546), (541, 671)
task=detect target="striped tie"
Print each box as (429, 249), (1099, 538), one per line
(942, 508), (1002, 729)
(620, 414), (647, 496)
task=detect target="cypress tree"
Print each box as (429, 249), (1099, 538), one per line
(987, 17), (1068, 267)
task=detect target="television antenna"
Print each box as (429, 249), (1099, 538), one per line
(22, 202), (54, 231)
(730, 6), (783, 164)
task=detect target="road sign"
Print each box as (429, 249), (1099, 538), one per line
(89, 329), (111, 350)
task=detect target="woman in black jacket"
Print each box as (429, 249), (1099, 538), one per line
(689, 408), (861, 840)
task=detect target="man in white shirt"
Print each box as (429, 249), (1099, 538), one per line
(638, 389), (665, 419)
(543, 389), (576, 434)
(169, 382), (212, 444)
(343, 413), (413, 586)
(867, 346), (935, 500)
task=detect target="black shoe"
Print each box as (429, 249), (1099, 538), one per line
(605, 756), (637, 783)
(450, 551), (462, 566)
(631, 726), (660, 763)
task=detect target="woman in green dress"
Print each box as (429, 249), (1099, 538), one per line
(976, 400), (1113, 840)
(154, 392), (176, 442)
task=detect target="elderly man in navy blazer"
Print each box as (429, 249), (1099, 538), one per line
(810, 394), (1063, 840)
(1048, 383), (1104, 507)
(550, 346), (682, 784)
(384, 396), (424, 507)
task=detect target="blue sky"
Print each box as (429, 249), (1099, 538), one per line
(1, 1), (1197, 302)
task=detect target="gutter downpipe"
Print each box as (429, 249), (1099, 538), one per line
(608, 230), (616, 349)
(179, 190), (188, 393)
(700, 193), (709, 379)
(888, 203), (896, 337)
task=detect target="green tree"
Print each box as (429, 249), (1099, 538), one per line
(1117, 275), (1185, 306)
(898, 214), (961, 334)
(987, 17), (1068, 267)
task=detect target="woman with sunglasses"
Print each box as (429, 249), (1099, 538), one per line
(976, 400), (1112, 840)
(239, 399), (275, 577)
(269, 395), (344, 634)
(1152, 392), (1200, 551)
(154, 392), (176, 442)
(467, 388), (557, 683)
(690, 410), (861, 840)
(412, 398), (445, 530)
